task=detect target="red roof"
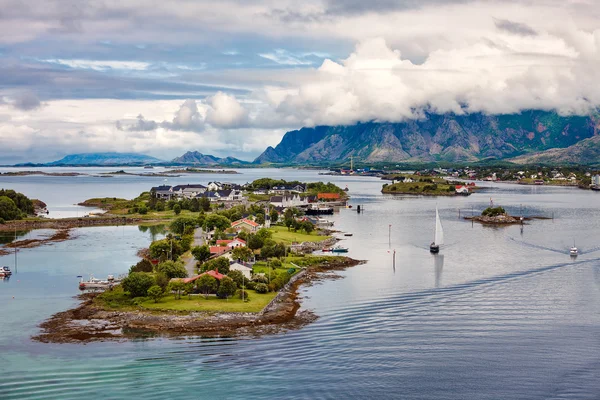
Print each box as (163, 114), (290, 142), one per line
(210, 246), (229, 254)
(232, 238), (246, 244)
(202, 269), (225, 280)
(177, 269), (225, 284)
(318, 193), (341, 200)
(231, 218), (259, 227)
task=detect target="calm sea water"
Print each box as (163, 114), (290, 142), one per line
(1, 168), (600, 399)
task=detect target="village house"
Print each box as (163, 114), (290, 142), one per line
(229, 261), (253, 279)
(150, 185), (174, 200)
(172, 184), (207, 198)
(455, 185), (470, 194)
(269, 194), (309, 208)
(268, 184), (306, 195)
(231, 218), (260, 232)
(209, 246), (230, 256)
(207, 182), (224, 191)
(216, 238), (247, 248)
(170, 269), (225, 285)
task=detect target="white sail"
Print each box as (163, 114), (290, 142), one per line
(434, 207), (444, 246)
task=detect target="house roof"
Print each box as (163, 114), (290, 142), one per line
(217, 190), (232, 197)
(318, 193), (341, 200)
(232, 238), (246, 244)
(151, 185), (172, 191)
(270, 196), (283, 202)
(172, 184), (206, 191)
(229, 262), (252, 270)
(210, 246), (230, 254)
(216, 239), (233, 245)
(202, 269), (225, 280)
(231, 218), (259, 227)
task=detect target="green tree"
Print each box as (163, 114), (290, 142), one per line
(284, 217), (294, 231)
(203, 214), (231, 231)
(154, 272), (170, 291)
(0, 189), (34, 215)
(189, 198), (200, 212)
(232, 246), (254, 262)
(121, 272), (155, 297)
(147, 285), (163, 303)
(217, 276), (237, 299)
(201, 257), (230, 274)
(149, 238), (183, 260)
(168, 280), (186, 300)
(170, 217), (197, 235)
(156, 260), (188, 279)
(256, 228), (272, 240)
(227, 270), (248, 288)
(247, 234), (264, 251)
(255, 213), (265, 225)
(191, 244), (211, 264)
(173, 204), (181, 215)
(302, 221), (314, 234)
(199, 197), (211, 212)
(129, 258), (154, 273)
(0, 196), (20, 221)
(270, 209), (279, 224)
(197, 274), (218, 298)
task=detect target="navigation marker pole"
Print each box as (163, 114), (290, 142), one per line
(388, 224), (391, 248)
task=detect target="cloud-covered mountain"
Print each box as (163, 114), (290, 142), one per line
(510, 136), (600, 166)
(254, 111), (600, 164)
(48, 152), (162, 166)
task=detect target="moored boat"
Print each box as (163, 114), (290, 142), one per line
(2, 266), (12, 276)
(331, 246), (349, 253)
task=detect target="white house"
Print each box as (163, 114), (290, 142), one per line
(270, 194), (308, 208)
(171, 184), (207, 199)
(207, 182), (224, 191)
(229, 262), (252, 279)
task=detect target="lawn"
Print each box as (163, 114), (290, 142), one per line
(269, 225), (330, 244)
(140, 291), (277, 313)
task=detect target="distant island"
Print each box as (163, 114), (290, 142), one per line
(382, 174), (474, 196)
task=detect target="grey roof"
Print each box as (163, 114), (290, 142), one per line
(172, 184), (206, 191)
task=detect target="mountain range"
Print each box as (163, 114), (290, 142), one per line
(47, 152), (163, 166)
(171, 151), (248, 165)
(254, 111), (600, 165)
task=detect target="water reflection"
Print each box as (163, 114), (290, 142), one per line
(138, 224), (166, 241)
(434, 253), (444, 288)
(0, 230), (31, 245)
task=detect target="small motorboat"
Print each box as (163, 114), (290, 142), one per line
(344, 233), (353, 237)
(2, 266), (12, 276)
(322, 248), (332, 252)
(79, 275), (121, 291)
(331, 246), (349, 253)
(570, 246), (578, 257)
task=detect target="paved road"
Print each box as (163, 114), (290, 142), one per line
(184, 227), (204, 276)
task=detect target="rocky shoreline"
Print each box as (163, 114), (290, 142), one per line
(464, 215), (550, 225)
(33, 257), (363, 343)
(0, 216), (161, 232)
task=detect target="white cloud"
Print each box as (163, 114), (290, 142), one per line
(258, 49), (316, 65)
(42, 59), (151, 71)
(205, 92), (249, 128)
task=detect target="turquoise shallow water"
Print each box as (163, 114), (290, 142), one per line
(1, 169), (600, 399)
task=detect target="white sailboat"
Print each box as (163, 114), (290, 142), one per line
(570, 240), (578, 257)
(430, 207), (444, 253)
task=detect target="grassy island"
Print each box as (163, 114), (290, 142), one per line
(381, 175), (465, 196)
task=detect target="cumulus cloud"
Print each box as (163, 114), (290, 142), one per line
(205, 92), (249, 128)
(166, 99), (205, 131)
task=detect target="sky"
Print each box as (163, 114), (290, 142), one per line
(2, 0), (600, 163)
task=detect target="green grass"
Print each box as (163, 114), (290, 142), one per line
(140, 292), (277, 313)
(269, 225), (330, 244)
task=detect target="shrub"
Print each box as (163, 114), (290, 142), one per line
(245, 281), (256, 290)
(254, 283), (269, 293)
(138, 206), (148, 215)
(154, 272), (170, 291)
(173, 204), (181, 215)
(237, 289), (250, 301)
(252, 275), (269, 284)
(482, 206), (506, 217)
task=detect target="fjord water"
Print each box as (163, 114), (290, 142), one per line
(1, 168), (600, 399)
